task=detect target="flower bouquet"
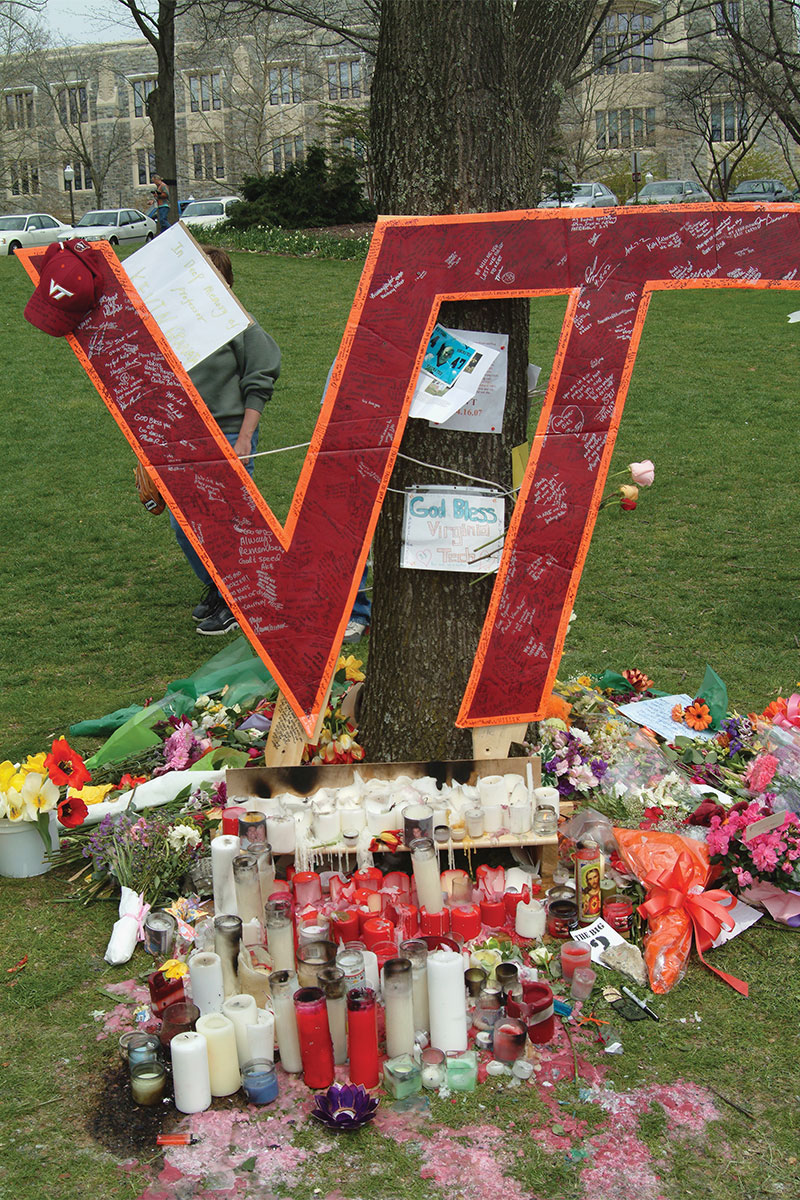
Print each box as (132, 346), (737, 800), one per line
(706, 800), (800, 925)
(0, 739), (92, 875)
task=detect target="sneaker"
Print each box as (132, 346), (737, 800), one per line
(343, 618), (369, 643)
(192, 583), (220, 622)
(196, 602), (239, 636)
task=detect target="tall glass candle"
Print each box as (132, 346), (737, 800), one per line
(382, 958), (415, 1058)
(427, 949), (468, 1052)
(233, 854), (263, 927)
(403, 803), (433, 845)
(265, 897), (295, 972)
(346, 987), (379, 1088)
(318, 966), (348, 1065)
(296, 940), (337, 988)
(294, 987), (335, 1089)
(211, 833), (241, 916)
(410, 838), (443, 914)
(214, 914), (242, 997)
(269, 970), (303, 1073)
(399, 938), (429, 1035)
(238, 811), (267, 847)
(253, 844), (276, 903)
(170, 1030), (212, 1114)
(195, 1013), (241, 1095)
(222, 993), (258, 1065)
(336, 943), (366, 992)
(188, 950), (225, 1016)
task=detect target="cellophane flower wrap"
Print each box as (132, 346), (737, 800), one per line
(614, 828), (747, 996)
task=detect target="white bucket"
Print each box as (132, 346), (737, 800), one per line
(0, 814), (58, 878)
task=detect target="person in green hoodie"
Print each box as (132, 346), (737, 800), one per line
(170, 245), (281, 635)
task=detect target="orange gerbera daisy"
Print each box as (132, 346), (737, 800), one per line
(671, 703), (684, 723)
(761, 698), (788, 723)
(684, 699), (712, 731)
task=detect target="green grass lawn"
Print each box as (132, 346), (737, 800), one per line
(2, 244), (799, 1200)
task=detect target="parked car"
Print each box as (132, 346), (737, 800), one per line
(72, 207), (156, 244)
(146, 200), (193, 223)
(625, 179), (711, 204)
(179, 196), (242, 229)
(728, 179), (793, 203)
(538, 182), (618, 208)
(0, 212), (71, 255)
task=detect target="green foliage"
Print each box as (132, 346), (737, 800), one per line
(201, 222), (371, 259)
(228, 144), (376, 231)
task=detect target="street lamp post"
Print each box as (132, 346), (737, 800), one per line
(63, 164), (75, 226)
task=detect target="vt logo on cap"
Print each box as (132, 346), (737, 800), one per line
(24, 238), (105, 336)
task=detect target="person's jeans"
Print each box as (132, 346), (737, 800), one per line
(170, 429), (258, 586)
(351, 566), (371, 624)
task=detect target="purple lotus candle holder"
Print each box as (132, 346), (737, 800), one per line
(309, 1083), (379, 1131)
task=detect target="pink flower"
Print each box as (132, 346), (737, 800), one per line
(744, 754), (779, 793)
(732, 867), (753, 887)
(629, 459), (655, 487)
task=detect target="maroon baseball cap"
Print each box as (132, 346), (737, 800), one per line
(24, 238), (105, 337)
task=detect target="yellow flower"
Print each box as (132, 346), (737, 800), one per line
(340, 654), (365, 682)
(159, 959), (188, 980)
(576, 675), (594, 689)
(68, 783), (114, 806)
(0, 787), (25, 821)
(619, 484), (639, 502)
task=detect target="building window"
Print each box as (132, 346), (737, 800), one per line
(188, 73), (222, 113)
(593, 13), (654, 74)
(64, 161), (92, 191)
(327, 59), (361, 100)
(137, 147), (156, 186)
(269, 65), (301, 105)
(596, 106), (656, 151)
(714, 2), (740, 35)
(710, 99), (747, 141)
(192, 141), (225, 180)
(57, 84), (88, 124)
(271, 135), (304, 172)
(11, 160), (39, 195)
(5, 89), (34, 130)
(131, 78), (155, 118)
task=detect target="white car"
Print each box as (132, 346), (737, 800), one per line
(626, 180), (712, 204)
(180, 196), (241, 230)
(73, 207), (156, 244)
(538, 182), (619, 208)
(0, 212), (72, 255)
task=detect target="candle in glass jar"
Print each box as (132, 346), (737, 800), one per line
(130, 1061), (167, 1106)
(211, 834), (241, 916)
(492, 1017), (527, 1062)
(240, 1058), (279, 1105)
(347, 987), (379, 1088)
(603, 898), (634, 938)
(127, 1032), (160, 1067)
(238, 811), (267, 846)
(336, 943), (366, 992)
(399, 939), (429, 1035)
(383, 958), (415, 1058)
(560, 940), (592, 981)
(427, 949), (468, 1052)
(148, 968), (186, 1017)
(318, 966), (347, 1065)
(233, 854), (263, 927)
(410, 838), (443, 914)
(194, 1013), (241, 1095)
(265, 897), (295, 972)
(420, 1046), (446, 1089)
(143, 909), (176, 958)
(214, 914), (243, 997)
(269, 970), (303, 1073)
(294, 987), (335, 1090)
(170, 1031), (212, 1114)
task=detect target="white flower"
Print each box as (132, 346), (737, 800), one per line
(570, 728), (592, 747)
(167, 824), (201, 852)
(21, 772), (60, 820)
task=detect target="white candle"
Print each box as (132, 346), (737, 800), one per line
(266, 813), (295, 853)
(195, 1013), (241, 1096)
(383, 960), (416, 1058)
(427, 949), (468, 1053)
(361, 949), (380, 996)
(170, 1031), (211, 1114)
(269, 972), (303, 1073)
(478, 775), (507, 807)
(245, 1008), (275, 1062)
(533, 786), (560, 817)
(326, 994), (347, 1065)
(411, 962), (430, 1035)
(211, 835), (240, 916)
(338, 802), (366, 832)
(515, 898), (546, 939)
(188, 951), (225, 1016)
(266, 918), (295, 973)
(313, 804), (340, 843)
(241, 917), (263, 947)
(222, 993), (258, 1066)
(508, 801), (532, 834)
(482, 802), (504, 833)
(411, 839), (443, 914)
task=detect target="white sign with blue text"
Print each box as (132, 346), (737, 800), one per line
(400, 486), (505, 573)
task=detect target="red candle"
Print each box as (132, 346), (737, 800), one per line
(347, 987), (379, 1088)
(383, 871), (411, 897)
(603, 899), (634, 938)
(293, 871), (322, 907)
(503, 890), (528, 922)
(361, 917), (396, 951)
(524, 981), (555, 1044)
(479, 898), (506, 929)
(560, 940), (592, 981)
(450, 904), (482, 941)
(147, 969), (186, 1017)
(293, 987), (334, 1090)
(353, 867), (382, 893)
(420, 906), (450, 937)
(392, 902), (419, 940)
(330, 910), (360, 944)
(221, 806), (246, 835)
(371, 940), (399, 971)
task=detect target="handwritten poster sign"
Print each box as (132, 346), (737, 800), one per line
(401, 487), (504, 573)
(18, 205), (800, 734)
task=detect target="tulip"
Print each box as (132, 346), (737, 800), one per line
(629, 460), (654, 487)
(619, 484), (639, 502)
(620, 498), (637, 511)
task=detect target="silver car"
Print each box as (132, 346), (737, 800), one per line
(0, 212), (71, 255)
(73, 207), (157, 245)
(626, 180), (712, 204)
(538, 182), (619, 208)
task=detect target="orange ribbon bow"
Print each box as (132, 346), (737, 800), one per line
(638, 852), (748, 996)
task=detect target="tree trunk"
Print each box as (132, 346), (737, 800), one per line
(146, 0), (179, 222)
(361, 0), (527, 762)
